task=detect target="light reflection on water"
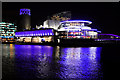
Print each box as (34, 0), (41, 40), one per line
(2, 44), (103, 79)
(59, 47), (102, 79)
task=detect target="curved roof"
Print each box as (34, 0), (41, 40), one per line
(15, 29), (54, 37)
(60, 20), (92, 24)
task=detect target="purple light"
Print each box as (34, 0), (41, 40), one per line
(59, 47), (102, 79)
(91, 29), (97, 31)
(60, 20), (92, 24)
(15, 29), (54, 37)
(98, 34), (120, 37)
(95, 39), (120, 41)
(97, 31), (101, 33)
(20, 9), (31, 16)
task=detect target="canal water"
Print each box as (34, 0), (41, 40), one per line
(1, 44), (120, 80)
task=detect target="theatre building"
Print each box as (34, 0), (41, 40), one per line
(15, 20), (102, 44)
(57, 20), (101, 40)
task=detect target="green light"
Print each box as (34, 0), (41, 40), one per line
(9, 23), (14, 25)
(9, 28), (15, 29)
(7, 32), (14, 33)
(0, 25), (6, 26)
(0, 22), (6, 24)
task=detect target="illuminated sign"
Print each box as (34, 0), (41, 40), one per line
(69, 22), (85, 26)
(70, 22), (80, 26)
(20, 9), (31, 16)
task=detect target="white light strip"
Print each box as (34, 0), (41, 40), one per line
(60, 20), (92, 24)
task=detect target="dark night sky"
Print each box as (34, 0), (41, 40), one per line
(2, 2), (120, 35)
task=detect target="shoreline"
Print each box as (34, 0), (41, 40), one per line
(1, 41), (120, 47)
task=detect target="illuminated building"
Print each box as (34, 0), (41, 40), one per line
(0, 22), (17, 42)
(15, 19), (120, 44)
(17, 8), (31, 31)
(57, 20), (101, 40)
(43, 20), (60, 30)
(15, 20), (102, 43)
(15, 29), (55, 43)
(36, 11), (71, 30)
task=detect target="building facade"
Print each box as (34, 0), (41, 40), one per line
(0, 22), (17, 42)
(15, 20), (102, 43)
(17, 8), (31, 31)
(43, 20), (60, 30)
(15, 29), (55, 43)
(57, 20), (101, 39)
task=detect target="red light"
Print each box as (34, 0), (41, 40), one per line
(82, 36), (85, 38)
(73, 36), (76, 38)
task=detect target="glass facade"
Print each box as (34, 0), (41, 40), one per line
(57, 20), (101, 39)
(0, 22), (17, 42)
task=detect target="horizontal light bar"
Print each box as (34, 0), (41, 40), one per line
(60, 20), (92, 24)
(98, 34), (120, 37)
(0, 22), (6, 24)
(0, 36), (14, 38)
(15, 29), (54, 37)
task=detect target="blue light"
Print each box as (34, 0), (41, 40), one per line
(60, 20), (92, 24)
(12, 44), (103, 79)
(1, 36), (14, 38)
(15, 29), (54, 37)
(97, 31), (101, 33)
(20, 9), (31, 16)
(14, 45), (53, 78)
(59, 47), (102, 79)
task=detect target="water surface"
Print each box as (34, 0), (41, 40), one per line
(3, 44), (115, 80)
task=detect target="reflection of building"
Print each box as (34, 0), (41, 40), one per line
(59, 47), (102, 79)
(10, 44), (15, 59)
(17, 8), (31, 31)
(57, 20), (101, 39)
(0, 22), (17, 42)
